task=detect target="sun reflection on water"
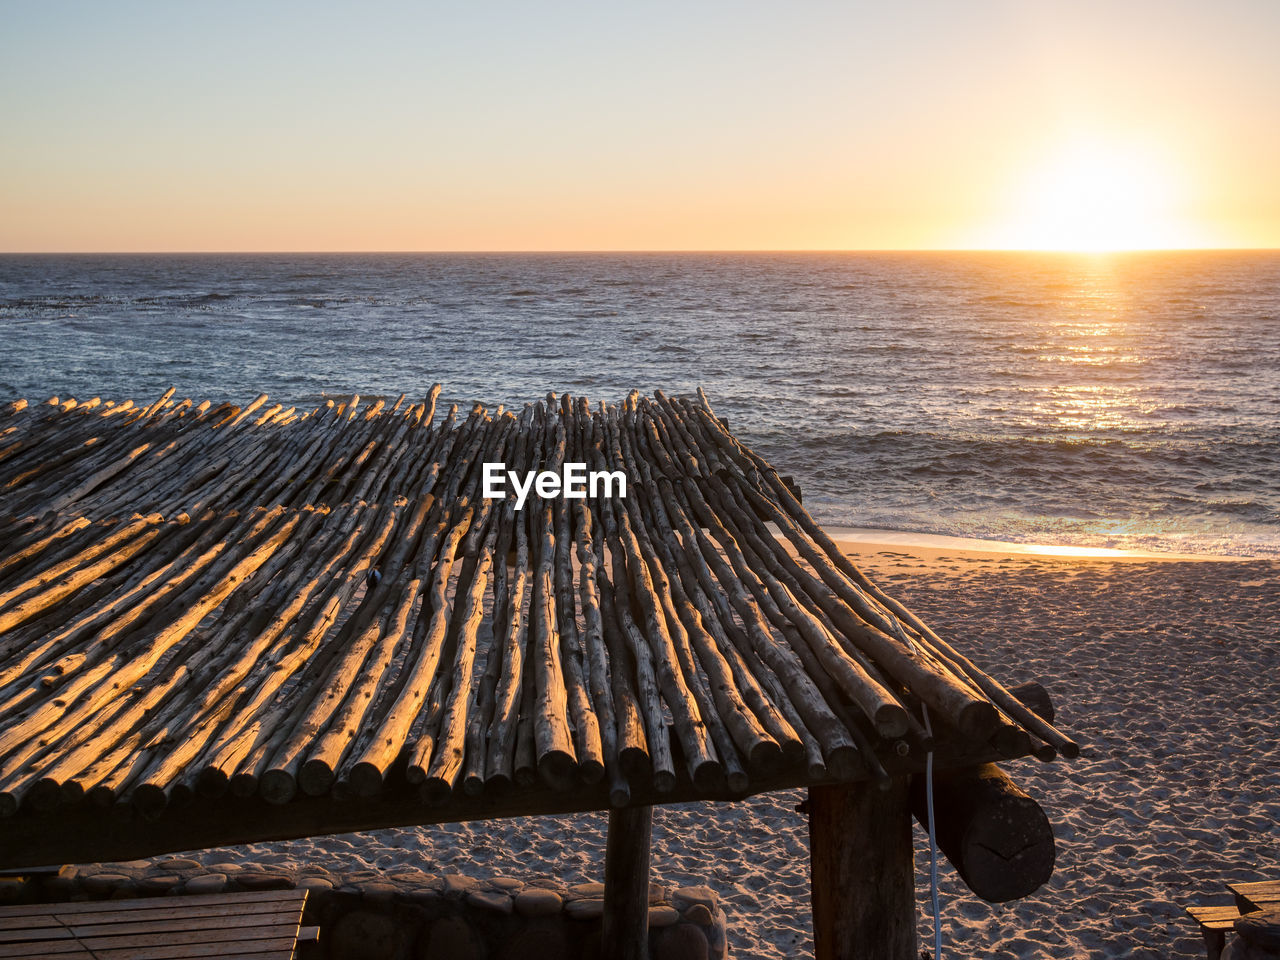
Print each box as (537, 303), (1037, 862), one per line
(1034, 384), (1148, 431)
(1019, 543), (1145, 557)
(1018, 256), (1163, 433)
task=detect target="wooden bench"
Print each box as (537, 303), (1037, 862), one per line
(1185, 903), (1243, 960)
(1187, 879), (1280, 960)
(1230, 879), (1280, 913)
(0, 888), (311, 959)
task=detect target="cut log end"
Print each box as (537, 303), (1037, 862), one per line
(992, 725), (1033, 759)
(747, 739), (785, 777)
(298, 759), (335, 797)
(258, 769), (297, 805)
(911, 763), (1056, 903)
(28, 778), (64, 813)
(609, 783), (631, 808)
(824, 745), (862, 782)
(420, 778), (453, 805)
(873, 704), (910, 739)
(59, 780), (86, 806)
(691, 759), (725, 794)
(88, 784), (119, 809)
(618, 746), (650, 780)
(958, 798), (1055, 902)
(484, 773), (513, 795)
(1029, 739), (1058, 762)
(132, 783), (169, 821)
(169, 781), (195, 810)
(228, 775), (258, 799)
(651, 769), (677, 793)
(957, 700), (1001, 741)
(780, 738), (808, 765)
(537, 750), (578, 792)
(347, 762), (385, 799)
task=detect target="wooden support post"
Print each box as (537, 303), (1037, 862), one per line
(603, 805), (652, 960)
(808, 777), (916, 960)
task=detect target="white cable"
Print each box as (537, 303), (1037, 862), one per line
(922, 704), (942, 960)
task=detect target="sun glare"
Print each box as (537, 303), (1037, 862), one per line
(979, 139), (1205, 252)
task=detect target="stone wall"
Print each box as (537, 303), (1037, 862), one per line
(5, 860), (730, 960)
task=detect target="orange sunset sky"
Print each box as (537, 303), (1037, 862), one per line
(1, 1), (1278, 253)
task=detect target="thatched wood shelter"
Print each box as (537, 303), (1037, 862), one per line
(0, 386), (1075, 959)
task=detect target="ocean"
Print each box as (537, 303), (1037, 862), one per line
(2, 251), (1277, 557)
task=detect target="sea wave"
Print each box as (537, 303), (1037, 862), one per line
(2, 250), (1278, 556)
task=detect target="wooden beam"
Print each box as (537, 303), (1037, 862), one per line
(909, 763), (1055, 903)
(808, 777), (916, 960)
(0, 746), (1010, 871)
(603, 805), (652, 960)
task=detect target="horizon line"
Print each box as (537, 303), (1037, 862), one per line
(2, 246), (1278, 256)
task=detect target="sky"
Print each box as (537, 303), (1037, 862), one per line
(1, 0), (1278, 252)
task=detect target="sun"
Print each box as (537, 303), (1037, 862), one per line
(977, 138), (1205, 252)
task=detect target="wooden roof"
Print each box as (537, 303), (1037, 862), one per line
(0, 387), (1075, 868)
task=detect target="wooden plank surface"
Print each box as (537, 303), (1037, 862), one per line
(7, 908), (303, 940)
(1229, 879), (1280, 911)
(78, 940), (299, 960)
(1186, 903), (1242, 928)
(0, 891), (306, 960)
(0, 942), (94, 958)
(0, 944), (298, 960)
(0, 888), (302, 919)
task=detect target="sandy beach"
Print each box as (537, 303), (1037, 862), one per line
(177, 537), (1280, 959)
(7, 1), (1279, 954)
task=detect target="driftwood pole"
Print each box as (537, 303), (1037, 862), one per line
(602, 804), (653, 960)
(808, 777), (917, 960)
